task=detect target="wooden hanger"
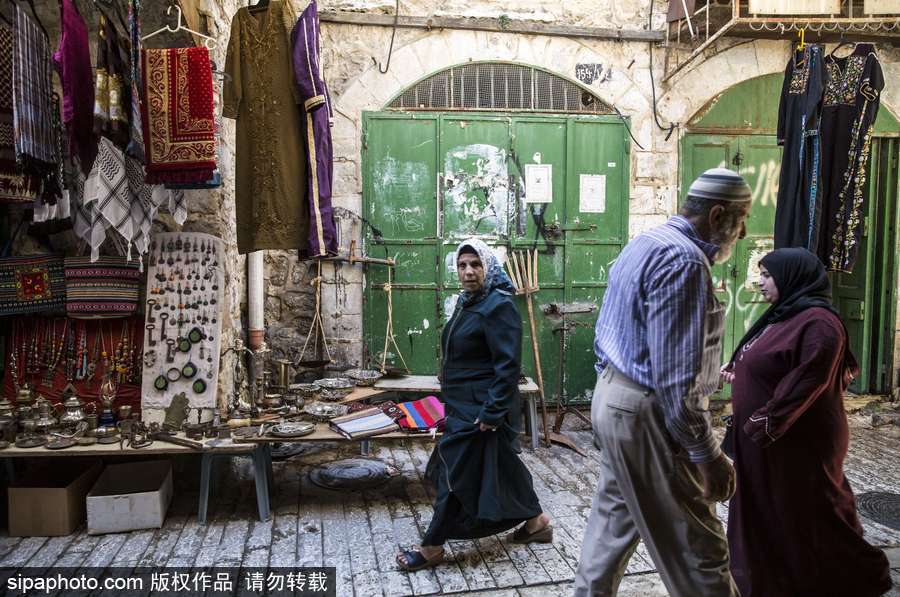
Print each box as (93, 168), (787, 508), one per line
(141, 4), (217, 49)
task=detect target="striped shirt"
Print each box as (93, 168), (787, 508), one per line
(594, 216), (724, 463)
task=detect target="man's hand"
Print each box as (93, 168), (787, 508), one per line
(696, 453), (736, 502)
(476, 420), (497, 432)
(720, 363), (735, 385)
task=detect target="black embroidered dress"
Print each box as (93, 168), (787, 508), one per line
(774, 44), (826, 251)
(818, 44), (883, 272)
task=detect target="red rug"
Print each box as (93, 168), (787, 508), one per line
(141, 46), (216, 184)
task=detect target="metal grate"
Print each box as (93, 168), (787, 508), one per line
(388, 62), (613, 113)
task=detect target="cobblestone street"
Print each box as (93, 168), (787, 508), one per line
(2, 419), (899, 596)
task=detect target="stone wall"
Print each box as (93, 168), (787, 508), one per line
(172, 0), (900, 394)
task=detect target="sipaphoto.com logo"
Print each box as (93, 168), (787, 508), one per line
(7, 573), (142, 594)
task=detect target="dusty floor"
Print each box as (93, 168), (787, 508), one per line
(1, 420), (900, 596)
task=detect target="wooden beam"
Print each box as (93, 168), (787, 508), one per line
(319, 11), (665, 42)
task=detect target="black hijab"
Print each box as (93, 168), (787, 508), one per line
(730, 248), (843, 362)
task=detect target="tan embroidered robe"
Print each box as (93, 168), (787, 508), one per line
(223, 0), (308, 254)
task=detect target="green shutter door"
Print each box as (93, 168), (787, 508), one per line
(563, 118), (630, 402)
(681, 133), (780, 397)
(363, 112), (628, 402)
(731, 135), (780, 357)
(362, 114), (442, 373)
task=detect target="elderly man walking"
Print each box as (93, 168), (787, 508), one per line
(574, 168), (752, 597)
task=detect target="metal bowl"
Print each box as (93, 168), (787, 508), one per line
(288, 383), (320, 398)
(268, 422), (316, 439)
(303, 401), (349, 422)
(315, 378), (354, 401)
(345, 369), (384, 387)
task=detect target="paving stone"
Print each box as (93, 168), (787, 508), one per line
(2, 424), (899, 596)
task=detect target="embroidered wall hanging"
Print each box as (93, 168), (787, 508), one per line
(0, 255), (65, 315)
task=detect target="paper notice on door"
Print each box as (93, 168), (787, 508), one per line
(579, 174), (606, 213)
(525, 164), (552, 204)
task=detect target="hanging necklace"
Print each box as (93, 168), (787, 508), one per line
(9, 320), (21, 390)
(49, 319), (68, 371)
(739, 324), (774, 360)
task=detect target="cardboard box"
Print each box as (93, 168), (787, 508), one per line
(86, 460), (173, 535)
(8, 460), (103, 537)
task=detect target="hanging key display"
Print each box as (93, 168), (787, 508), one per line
(140, 232), (225, 410)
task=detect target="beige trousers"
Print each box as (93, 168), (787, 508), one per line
(573, 368), (738, 597)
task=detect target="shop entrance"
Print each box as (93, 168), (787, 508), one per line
(361, 62), (630, 404)
(682, 74), (900, 396)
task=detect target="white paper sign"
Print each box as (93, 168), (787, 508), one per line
(525, 164), (552, 204)
(579, 174), (606, 213)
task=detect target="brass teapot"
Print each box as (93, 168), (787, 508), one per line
(0, 397), (14, 419)
(57, 386), (95, 430)
(15, 383), (34, 417)
(34, 397), (59, 435)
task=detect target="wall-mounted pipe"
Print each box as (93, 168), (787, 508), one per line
(248, 251), (265, 350)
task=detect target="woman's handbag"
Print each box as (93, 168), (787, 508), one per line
(0, 255), (66, 315)
(64, 257), (141, 318)
(721, 414), (735, 460)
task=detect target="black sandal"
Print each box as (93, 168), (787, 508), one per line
(509, 522), (554, 544)
(396, 547), (444, 572)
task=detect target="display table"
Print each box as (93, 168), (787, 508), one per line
(242, 375), (542, 451)
(0, 436), (271, 526)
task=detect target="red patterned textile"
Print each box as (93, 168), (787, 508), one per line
(140, 46), (216, 184)
(2, 315), (143, 414)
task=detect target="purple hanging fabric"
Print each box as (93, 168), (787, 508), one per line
(53, 0), (96, 173)
(291, 0), (338, 258)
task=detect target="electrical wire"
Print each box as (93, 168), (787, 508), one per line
(648, 0), (677, 141)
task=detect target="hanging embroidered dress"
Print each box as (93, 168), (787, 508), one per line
(223, 0), (309, 254)
(291, 0), (338, 258)
(817, 44), (883, 273)
(774, 44), (825, 251)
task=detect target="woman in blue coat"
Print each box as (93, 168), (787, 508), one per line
(397, 238), (552, 572)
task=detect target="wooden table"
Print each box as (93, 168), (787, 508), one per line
(239, 375), (542, 451)
(376, 375), (541, 450)
(0, 436), (271, 525)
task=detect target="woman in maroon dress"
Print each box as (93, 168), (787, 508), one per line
(722, 248), (890, 597)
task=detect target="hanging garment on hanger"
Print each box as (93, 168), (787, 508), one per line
(11, 4), (56, 173)
(93, 14), (131, 148)
(818, 44), (883, 273)
(53, 0), (96, 174)
(126, 0), (144, 161)
(0, 23), (38, 203)
(291, 0), (338, 258)
(223, 0), (309, 254)
(140, 46), (216, 184)
(775, 44), (826, 251)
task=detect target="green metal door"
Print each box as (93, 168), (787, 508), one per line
(681, 133), (779, 398)
(831, 137), (900, 393)
(681, 132), (893, 395)
(363, 112), (629, 403)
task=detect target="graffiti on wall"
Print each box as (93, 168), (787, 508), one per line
(444, 144), (511, 238)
